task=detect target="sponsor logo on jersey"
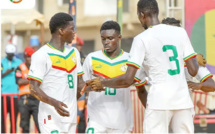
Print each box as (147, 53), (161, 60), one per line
(56, 59), (61, 64)
(95, 64), (102, 68)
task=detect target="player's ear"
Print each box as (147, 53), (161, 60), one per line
(58, 28), (64, 35)
(140, 12), (145, 18)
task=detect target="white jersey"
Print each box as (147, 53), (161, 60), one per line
(28, 43), (84, 125)
(185, 66), (213, 82)
(83, 49), (146, 130)
(129, 24), (196, 110)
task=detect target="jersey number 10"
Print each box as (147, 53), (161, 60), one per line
(162, 45), (180, 76)
(105, 87), (116, 95)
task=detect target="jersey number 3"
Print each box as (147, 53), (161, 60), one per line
(162, 45), (180, 75)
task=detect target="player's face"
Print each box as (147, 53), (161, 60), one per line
(100, 29), (121, 53)
(62, 21), (76, 43)
(137, 10), (148, 29)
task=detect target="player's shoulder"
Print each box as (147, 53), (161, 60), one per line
(31, 45), (49, 58)
(87, 50), (102, 58)
(65, 45), (79, 54)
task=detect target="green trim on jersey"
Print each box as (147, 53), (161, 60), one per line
(48, 49), (75, 59)
(102, 49), (124, 60)
(91, 57), (127, 66)
(47, 42), (65, 53)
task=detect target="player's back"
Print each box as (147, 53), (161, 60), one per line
(136, 24), (195, 110)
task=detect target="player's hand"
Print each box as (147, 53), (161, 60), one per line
(87, 74), (106, 92)
(187, 81), (202, 91)
(196, 54), (206, 67)
(51, 99), (70, 117)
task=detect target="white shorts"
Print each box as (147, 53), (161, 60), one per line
(39, 121), (76, 134)
(143, 108), (195, 133)
(86, 120), (130, 134)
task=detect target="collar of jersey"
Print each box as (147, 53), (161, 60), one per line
(102, 49), (123, 60)
(47, 43), (65, 53)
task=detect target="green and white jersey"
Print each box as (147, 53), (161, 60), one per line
(28, 43), (84, 125)
(185, 66), (213, 82)
(83, 49), (146, 130)
(130, 24), (197, 110)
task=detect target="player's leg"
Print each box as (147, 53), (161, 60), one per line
(86, 120), (106, 134)
(143, 108), (172, 133)
(170, 108), (194, 133)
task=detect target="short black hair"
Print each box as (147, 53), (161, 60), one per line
(137, 0), (159, 16)
(49, 12), (73, 34)
(161, 17), (181, 27)
(100, 21), (121, 34)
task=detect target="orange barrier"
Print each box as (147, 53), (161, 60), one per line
(1, 93), (38, 133)
(192, 91), (209, 114)
(130, 89), (145, 133)
(2, 93), (18, 133)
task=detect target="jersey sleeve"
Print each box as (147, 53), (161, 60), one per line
(27, 51), (47, 83)
(182, 29), (197, 61)
(75, 49), (84, 76)
(82, 54), (92, 82)
(127, 36), (145, 69)
(195, 66), (213, 82)
(134, 66), (147, 87)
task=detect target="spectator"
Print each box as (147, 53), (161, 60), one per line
(15, 47), (40, 133)
(76, 36), (85, 65)
(1, 44), (22, 133)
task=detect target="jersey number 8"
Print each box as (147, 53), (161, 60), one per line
(68, 74), (74, 89)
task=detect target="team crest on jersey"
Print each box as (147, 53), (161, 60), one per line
(71, 56), (77, 63)
(120, 64), (127, 72)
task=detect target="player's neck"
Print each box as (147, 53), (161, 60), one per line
(148, 17), (160, 27)
(49, 37), (65, 52)
(105, 49), (122, 59)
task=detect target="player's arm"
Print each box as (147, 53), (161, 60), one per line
(29, 80), (70, 117)
(135, 84), (147, 108)
(188, 78), (215, 92)
(183, 29), (199, 77)
(185, 58), (199, 77)
(89, 65), (138, 90)
(77, 75), (89, 100)
(15, 67), (29, 86)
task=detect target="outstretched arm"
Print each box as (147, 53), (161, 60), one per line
(29, 80), (70, 117)
(188, 77), (215, 92)
(88, 65), (138, 90)
(77, 75), (88, 99)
